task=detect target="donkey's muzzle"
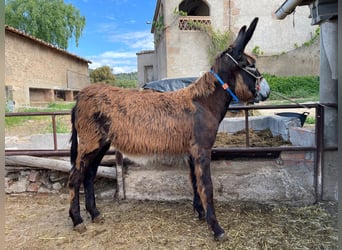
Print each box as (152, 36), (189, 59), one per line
(255, 77), (270, 102)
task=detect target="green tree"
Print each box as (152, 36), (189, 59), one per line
(90, 66), (116, 84)
(5, 0), (85, 49)
(115, 72), (137, 88)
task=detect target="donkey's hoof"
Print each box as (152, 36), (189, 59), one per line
(92, 215), (105, 224)
(214, 232), (227, 242)
(198, 213), (206, 221)
(74, 223), (87, 234)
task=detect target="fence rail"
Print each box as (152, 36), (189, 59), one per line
(5, 103), (337, 156)
(5, 103), (338, 202)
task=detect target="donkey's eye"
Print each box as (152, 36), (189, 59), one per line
(223, 54), (230, 63)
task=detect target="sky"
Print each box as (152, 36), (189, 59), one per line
(65, 0), (157, 73)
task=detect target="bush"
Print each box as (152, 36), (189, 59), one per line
(263, 74), (319, 100)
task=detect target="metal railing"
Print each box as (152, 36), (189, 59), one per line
(5, 103), (338, 202)
(5, 103), (337, 156)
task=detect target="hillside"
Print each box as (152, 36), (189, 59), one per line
(115, 72), (137, 88)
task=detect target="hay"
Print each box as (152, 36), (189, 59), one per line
(5, 194), (338, 249)
(214, 129), (292, 148)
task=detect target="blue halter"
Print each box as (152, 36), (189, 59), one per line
(210, 69), (239, 102)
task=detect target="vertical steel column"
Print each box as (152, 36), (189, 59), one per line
(315, 104), (324, 202)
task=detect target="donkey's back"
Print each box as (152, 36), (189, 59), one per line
(73, 83), (198, 156)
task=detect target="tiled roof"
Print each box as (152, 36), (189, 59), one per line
(5, 25), (91, 64)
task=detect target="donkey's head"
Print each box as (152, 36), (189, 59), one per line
(211, 17), (270, 103)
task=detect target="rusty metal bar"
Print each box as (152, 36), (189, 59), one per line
(244, 109), (250, 147)
(5, 103), (338, 157)
(228, 103), (336, 110)
(5, 149), (116, 157)
(51, 115), (58, 151)
(5, 111), (70, 117)
(5, 145), (336, 157)
(315, 104), (324, 203)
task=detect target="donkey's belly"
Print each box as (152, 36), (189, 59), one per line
(122, 153), (189, 166)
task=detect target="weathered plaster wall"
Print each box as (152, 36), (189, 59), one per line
(5, 29), (90, 106)
(138, 0), (317, 84)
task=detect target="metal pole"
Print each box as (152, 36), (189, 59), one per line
(315, 104), (324, 203)
(51, 115), (58, 151)
(244, 109), (250, 147)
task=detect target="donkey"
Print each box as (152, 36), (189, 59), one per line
(68, 17), (269, 240)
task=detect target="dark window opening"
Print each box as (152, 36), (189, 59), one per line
(179, 0), (209, 16)
(178, 0), (210, 31)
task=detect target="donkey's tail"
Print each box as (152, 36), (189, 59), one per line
(70, 106), (78, 165)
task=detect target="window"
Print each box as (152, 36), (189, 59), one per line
(178, 0), (210, 31)
(179, 0), (209, 16)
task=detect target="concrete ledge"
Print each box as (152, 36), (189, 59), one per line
(123, 116), (316, 205)
(289, 126), (315, 146)
(124, 155), (315, 206)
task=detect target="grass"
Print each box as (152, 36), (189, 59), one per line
(5, 102), (74, 134)
(5, 107), (48, 127)
(306, 116), (316, 124)
(264, 74), (319, 101)
(46, 102), (75, 110)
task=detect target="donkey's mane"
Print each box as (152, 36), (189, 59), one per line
(172, 72), (217, 100)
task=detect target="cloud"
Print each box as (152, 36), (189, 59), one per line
(97, 22), (119, 33)
(88, 50), (139, 73)
(112, 66), (137, 74)
(107, 30), (154, 51)
(87, 29), (154, 73)
(99, 51), (137, 58)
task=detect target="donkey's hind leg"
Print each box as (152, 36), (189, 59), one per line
(68, 141), (109, 232)
(68, 155), (87, 233)
(83, 142), (110, 224)
(188, 156), (205, 220)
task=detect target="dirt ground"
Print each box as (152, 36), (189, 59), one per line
(5, 192), (337, 250)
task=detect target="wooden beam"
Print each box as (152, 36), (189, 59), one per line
(5, 155), (116, 179)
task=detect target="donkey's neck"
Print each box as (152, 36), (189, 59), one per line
(193, 72), (232, 123)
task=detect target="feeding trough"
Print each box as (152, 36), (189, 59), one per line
(276, 112), (309, 127)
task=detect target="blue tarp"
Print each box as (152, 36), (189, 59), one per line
(142, 77), (243, 108)
(142, 77), (198, 92)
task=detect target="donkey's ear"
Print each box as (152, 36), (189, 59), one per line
(233, 18), (259, 59)
(232, 25), (246, 58)
(243, 17), (259, 48)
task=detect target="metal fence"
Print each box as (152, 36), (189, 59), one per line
(5, 103), (338, 202)
(5, 103), (337, 157)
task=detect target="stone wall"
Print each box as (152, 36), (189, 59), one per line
(5, 167), (116, 200)
(257, 38), (320, 76)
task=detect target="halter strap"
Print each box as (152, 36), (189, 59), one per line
(210, 69), (239, 102)
(225, 53), (262, 81)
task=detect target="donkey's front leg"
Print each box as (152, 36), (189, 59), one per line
(192, 150), (225, 241)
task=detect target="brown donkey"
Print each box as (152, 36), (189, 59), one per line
(68, 17), (269, 240)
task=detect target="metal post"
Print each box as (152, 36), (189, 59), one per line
(315, 104), (324, 203)
(244, 109), (250, 147)
(51, 115), (58, 151)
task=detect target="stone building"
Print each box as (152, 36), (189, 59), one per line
(5, 26), (91, 107)
(137, 0), (317, 86)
